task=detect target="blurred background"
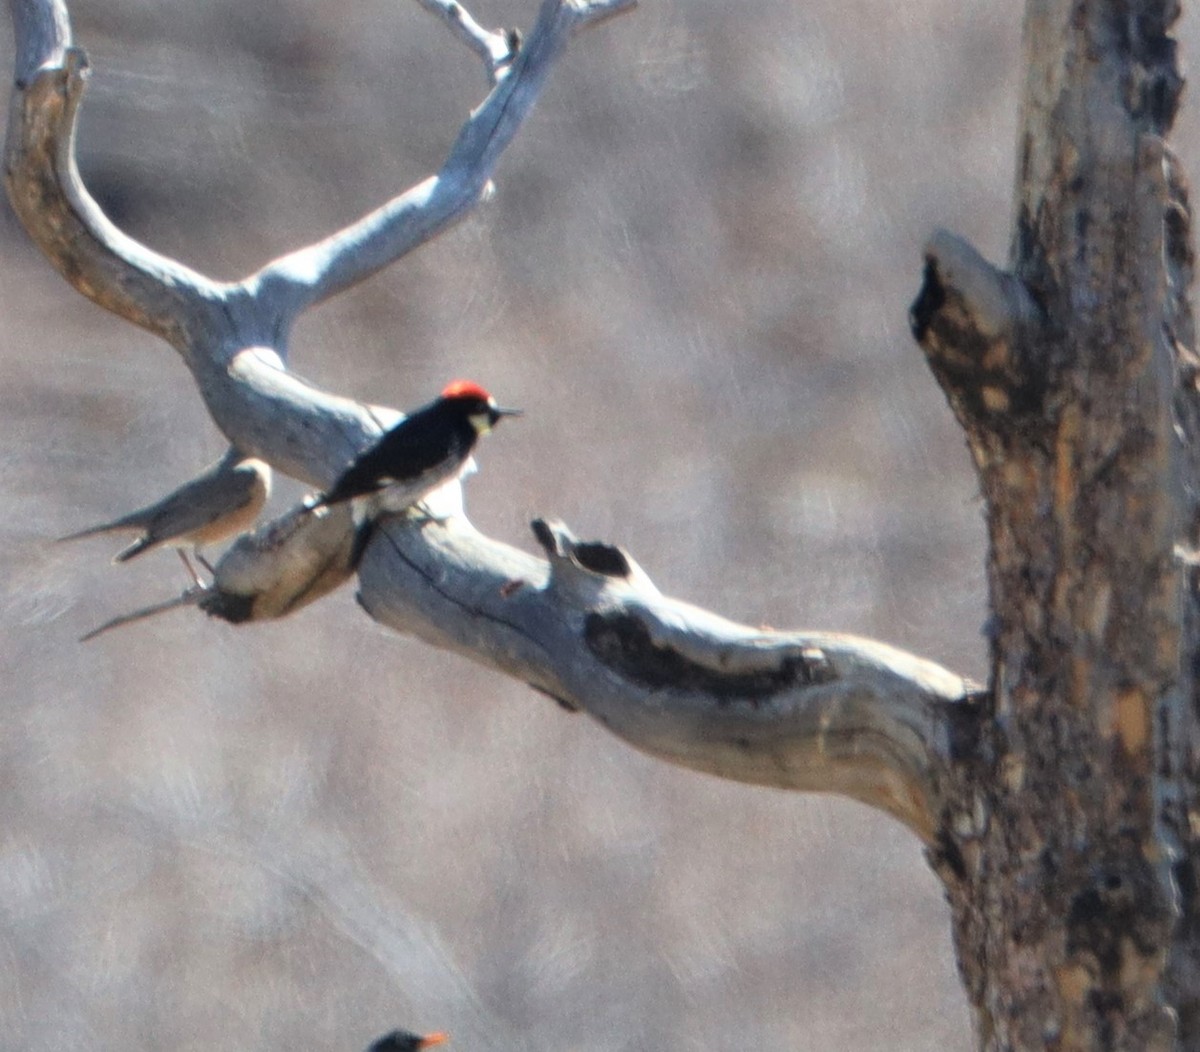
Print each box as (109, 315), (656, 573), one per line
(1, 1), (1186, 1049)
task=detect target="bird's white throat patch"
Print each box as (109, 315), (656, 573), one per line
(469, 412), (493, 435)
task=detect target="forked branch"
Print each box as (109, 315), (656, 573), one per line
(6, 0), (980, 842)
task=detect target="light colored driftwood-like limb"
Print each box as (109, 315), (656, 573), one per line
(78, 488), (979, 841)
(74, 480), (977, 841)
(251, 0), (637, 316)
(7, 0), (976, 845)
(352, 516), (977, 842)
(7, 0), (634, 480)
(9, 0), (67, 84)
(4, 4), (227, 347)
(5, 0), (633, 354)
(414, 0), (519, 85)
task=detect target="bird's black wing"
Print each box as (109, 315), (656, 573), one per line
(322, 408), (472, 505)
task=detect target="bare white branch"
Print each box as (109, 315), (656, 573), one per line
(7, 0), (976, 843)
(353, 516), (975, 842)
(3, 23), (228, 347)
(252, 0), (636, 315)
(5, 0), (634, 348)
(413, 0), (517, 85)
(82, 503), (973, 840)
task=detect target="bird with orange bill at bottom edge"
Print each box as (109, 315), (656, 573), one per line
(365, 1029), (449, 1052)
(58, 449), (271, 587)
(307, 380), (520, 516)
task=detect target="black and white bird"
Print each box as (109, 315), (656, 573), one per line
(310, 379), (520, 514)
(365, 1029), (449, 1052)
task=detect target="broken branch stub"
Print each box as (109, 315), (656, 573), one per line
(910, 230), (1048, 458)
(80, 500), (366, 641)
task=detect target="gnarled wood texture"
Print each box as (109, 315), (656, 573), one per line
(913, 1), (1200, 1047)
(4, 0), (973, 853)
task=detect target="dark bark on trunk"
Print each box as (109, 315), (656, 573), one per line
(914, 0), (1200, 1047)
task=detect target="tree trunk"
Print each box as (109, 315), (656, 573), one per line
(913, 0), (1200, 1047)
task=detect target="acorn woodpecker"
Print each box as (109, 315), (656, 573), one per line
(311, 380), (520, 512)
(366, 1030), (448, 1052)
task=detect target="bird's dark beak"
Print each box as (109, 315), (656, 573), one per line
(489, 406), (523, 424)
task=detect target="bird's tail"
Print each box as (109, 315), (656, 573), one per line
(113, 536), (154, 563)
(57, 514), (140, 544)
(80, 587), (206, 643)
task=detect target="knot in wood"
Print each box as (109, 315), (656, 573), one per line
(573, 541), (632, 578)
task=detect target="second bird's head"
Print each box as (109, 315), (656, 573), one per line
(439, 379), (522, 435)
(366, 1030), (448, 1052)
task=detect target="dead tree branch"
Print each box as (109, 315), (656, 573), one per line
(356, 516), (978, 842)
(5, 0), (976, 847)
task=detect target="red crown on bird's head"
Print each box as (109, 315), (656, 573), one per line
(441, 379), (492, 402)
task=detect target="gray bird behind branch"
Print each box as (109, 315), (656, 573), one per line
(59, 449), (271, 583)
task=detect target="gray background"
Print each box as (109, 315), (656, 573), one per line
(1, 1), (1189, 1049)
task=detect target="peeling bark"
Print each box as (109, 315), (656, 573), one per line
(913, 1), (1199, 1047)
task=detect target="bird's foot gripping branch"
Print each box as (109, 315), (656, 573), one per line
(80, 499), (366, 641)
